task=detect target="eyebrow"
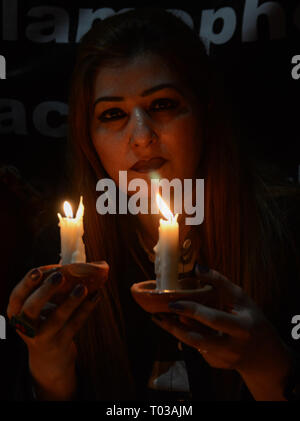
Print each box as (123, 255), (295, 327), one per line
(93, 83), (183, 108)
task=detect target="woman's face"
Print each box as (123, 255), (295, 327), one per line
(90, 52), (204, 193)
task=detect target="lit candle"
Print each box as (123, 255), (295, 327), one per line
(153, 193), (180, 290)
(57, 196), (86, 264)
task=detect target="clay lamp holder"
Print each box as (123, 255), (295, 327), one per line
(130, 278), (219, 315)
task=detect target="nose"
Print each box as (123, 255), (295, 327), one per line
(129, 107), (157, 148)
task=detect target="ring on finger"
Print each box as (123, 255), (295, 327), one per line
(10, 311), (37, 338)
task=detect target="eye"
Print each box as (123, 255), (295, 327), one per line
(150, 98), (179, 112)
(98, 108), (127, 122)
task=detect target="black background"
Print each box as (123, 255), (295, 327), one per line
(1, 1), (300, 193)
(0, 0), (300, 402)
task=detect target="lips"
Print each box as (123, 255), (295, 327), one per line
(130, 157), (167, 173)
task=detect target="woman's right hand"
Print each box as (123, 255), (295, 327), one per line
(6, 264), (107, 401)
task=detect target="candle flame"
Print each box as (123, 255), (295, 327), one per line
(63, 201), (73, 218)
(156, 193), (178, 222)
(75, 196), (84, 219)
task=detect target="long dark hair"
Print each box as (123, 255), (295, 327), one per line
(67, 8), (300, 400)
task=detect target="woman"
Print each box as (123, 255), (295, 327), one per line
(7, 8), (300, 401)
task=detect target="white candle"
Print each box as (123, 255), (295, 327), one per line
(57, 195), (86, 264)
(153, 193), (180, 290)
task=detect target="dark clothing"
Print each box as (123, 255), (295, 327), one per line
(4, 189), (300, 401)
(110, 244), (254, 402)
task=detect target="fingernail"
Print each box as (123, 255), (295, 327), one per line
(43, 268), (58, 277)
(195, 263), (210, 274)
(71, 284), (85, 298)
(89, 290), (101, 303)
(168, 302), (185, 311)
(30, 268), (41, 282)
(48, 271), (63, 285)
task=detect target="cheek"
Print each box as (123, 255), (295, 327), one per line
(162, 114), (203, 174)
(91, 131), (124, 180)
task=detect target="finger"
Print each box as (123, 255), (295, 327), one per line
(57, 290), (102, 343)
(39, 284), (89, 337)
(168, 300), (246, 337)
(40, 302), (58, 320)
(195, 265), (229, 287)
(179, 264), (242, 305)
(20, 271), (66, 322)
(7, 265), (60, 319)
(194, 265), (242, 299)
(13, 327), (32, 343)
(151, 313), (228, 351)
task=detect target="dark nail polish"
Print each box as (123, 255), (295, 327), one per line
(48, 271), (63, 285)
(30, 268), (41, 281)
(71, 284), (85, 297)
(195, 263), (210, 274)
(89, 290), (101, 302)
(43, 268), (58, 277)
(168, 302), (185, 311)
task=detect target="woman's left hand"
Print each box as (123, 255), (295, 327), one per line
(152, 266), (293, 400)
